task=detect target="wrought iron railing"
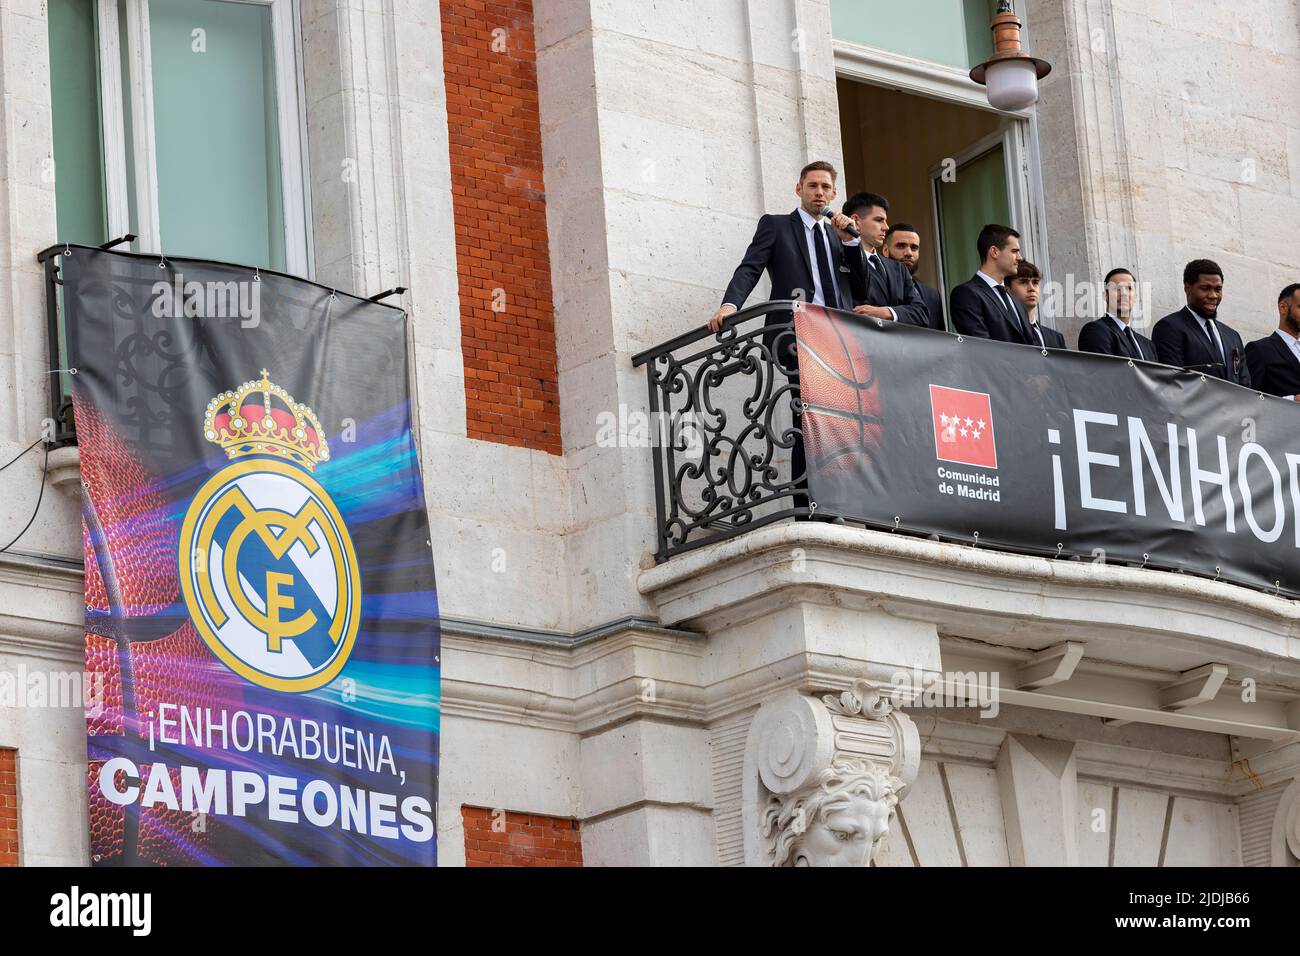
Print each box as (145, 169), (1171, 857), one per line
(632, 300), (813, 563)
(37, 246), (77, 448)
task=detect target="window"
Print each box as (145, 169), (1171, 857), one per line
(830, 0), (999, 71)
(48, 0), (311, 274)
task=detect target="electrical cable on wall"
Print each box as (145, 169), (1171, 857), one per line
(0, 438), (51, 554)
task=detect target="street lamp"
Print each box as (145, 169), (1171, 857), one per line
(970, 1), (1052, 111)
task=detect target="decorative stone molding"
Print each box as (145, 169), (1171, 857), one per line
(1272, 776), (1300, 866)
(743, 680), (920, 866)
(46, 445), (82, 500)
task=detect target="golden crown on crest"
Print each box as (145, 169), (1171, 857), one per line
(202, 370), (330, 471)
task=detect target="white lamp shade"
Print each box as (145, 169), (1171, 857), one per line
(984, 58), (1040, 111)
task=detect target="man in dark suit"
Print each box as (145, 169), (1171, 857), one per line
(839, 195), (929, 328)
(1007, 259), (1066, 349)
(1077, 267), (1157, 361)
(1152, 259), (1252, 387)
(1245, 283), (1300, 399)
(708, 161), (868, 516)
(949, 224), (1034, 344)
(883, 222), (945, 330)
(708, 161), (867, 371)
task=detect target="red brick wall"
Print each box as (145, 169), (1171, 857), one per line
(461, 805), (582, 866)
(440, 0), (561, 455)
(0, 749), (17, 866)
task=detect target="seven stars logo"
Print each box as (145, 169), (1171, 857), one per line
(929, 384), (998, 469)
(178, 372), (361, 693)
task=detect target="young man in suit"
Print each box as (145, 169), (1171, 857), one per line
(949, 224), (1033, 344)
(1245, 283), (1300, 399)
(1077, 267), (1156, 361)
(707, 161), (867, 516)
(883, 223), (946, 330)
(708, 160), (866, 370)
(1152, 259), (1252, 387)
(1007, 259), (1066, 349)
(840, 195), (929, 328)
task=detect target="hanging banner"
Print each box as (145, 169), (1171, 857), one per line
(61, 246), (439, 866)
(794, 302), (1300, 599)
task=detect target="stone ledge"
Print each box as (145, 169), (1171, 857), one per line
(637, 523), (1300, 682)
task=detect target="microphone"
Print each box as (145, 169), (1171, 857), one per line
(820, 205), (860, 238)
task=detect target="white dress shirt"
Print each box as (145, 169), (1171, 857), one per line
(1186, 306), (1226, 365)
(976, 269), (1024, 333)
(1107, 314), (1147, 360)
(860, 247), (897, 321)
(796, 207), (858, 309)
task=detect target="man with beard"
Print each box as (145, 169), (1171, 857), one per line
(840, 193), (930, 328)
(1153, 259), (1251, 386)
(882, 223), (945, 330)
(1245, 283), (1300, 399)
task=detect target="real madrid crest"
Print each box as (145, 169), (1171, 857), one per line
(179, 371), (361, 692)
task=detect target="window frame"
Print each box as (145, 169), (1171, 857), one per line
(95, 0), (313, 276)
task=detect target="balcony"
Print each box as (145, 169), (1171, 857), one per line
(632, 302), (1300, 747)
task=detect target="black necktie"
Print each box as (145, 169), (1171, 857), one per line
(1029, 322), (1045, 348)
(866, 253), (885, 302)
(1203, 317), (1226, 368)
(813, 222), (839, 310)
(995, 285), (1027, 341)
(1124, 326), (1142, 360)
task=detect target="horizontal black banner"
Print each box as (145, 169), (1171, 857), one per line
(794, 304), (1300, 598)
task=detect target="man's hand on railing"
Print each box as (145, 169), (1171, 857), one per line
(708, 303), (738, 333)
(853, 304), (894, 320)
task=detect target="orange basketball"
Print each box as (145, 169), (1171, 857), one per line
(794, 306), (883, 475)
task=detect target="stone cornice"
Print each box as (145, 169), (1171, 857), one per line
(636, 524), (1300, 687)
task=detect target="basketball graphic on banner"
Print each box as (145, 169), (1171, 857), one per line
(794, 304), (884, 474)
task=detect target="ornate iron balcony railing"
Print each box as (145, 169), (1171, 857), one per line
(632, 300), (811, 563)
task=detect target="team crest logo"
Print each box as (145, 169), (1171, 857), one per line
(179, 371), (361, 692)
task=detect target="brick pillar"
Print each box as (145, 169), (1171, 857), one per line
(440, 0), (561, 454)
(0, 749), (17, 866)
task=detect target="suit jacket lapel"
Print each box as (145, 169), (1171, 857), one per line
(789, 211), (814, 289)
(1181, 308), (1217, 363)
(1111, 319), (1139, 359)
(976, 277), (1027, 343)
(1273, 333), (1300, 372)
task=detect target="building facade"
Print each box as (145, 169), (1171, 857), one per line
(1, 0), (1299, 866)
